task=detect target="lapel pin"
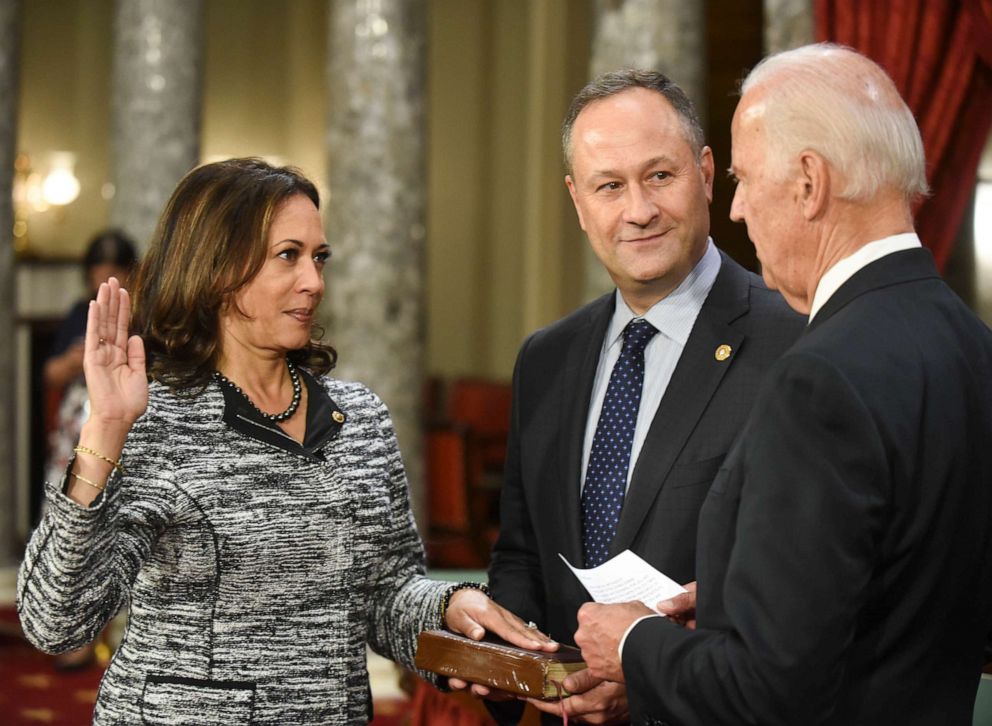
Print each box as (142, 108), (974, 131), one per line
(715, 344), (732, 362)
(332, 411), (345, 423)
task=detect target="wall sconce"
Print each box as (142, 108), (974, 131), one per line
(41, 152), (81, 206)
(12, 151), (81, 255)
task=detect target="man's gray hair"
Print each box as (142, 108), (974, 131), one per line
(741, 43), (929, 202)
(561, 69), (706, 174)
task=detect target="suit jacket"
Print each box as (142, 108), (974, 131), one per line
(624, 248), (992, 726)
(19, 375), (449, 724)
(487, 252), (803, 722)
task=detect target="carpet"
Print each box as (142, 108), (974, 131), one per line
(0, 607), (410, 725)
(0, 633), (102, 724)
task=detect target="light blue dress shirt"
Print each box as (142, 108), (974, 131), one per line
(580, 239), (721, 493)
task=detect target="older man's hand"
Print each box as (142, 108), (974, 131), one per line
(526, 669), (630, 724)
(657, 580), (697, 629)
(574, 601), (653, 683)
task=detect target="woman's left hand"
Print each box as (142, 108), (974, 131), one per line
(443, 587), (558, 695)
(443, 587), (558, 650)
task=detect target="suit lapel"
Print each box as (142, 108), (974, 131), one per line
(557, 293), (615, 566)
(611, 255), (750, 556)
(807, 248), (940, 333)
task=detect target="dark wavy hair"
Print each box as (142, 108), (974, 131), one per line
(130, 157), (337, 391)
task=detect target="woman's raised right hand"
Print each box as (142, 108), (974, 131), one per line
(83, 277), (148, 431)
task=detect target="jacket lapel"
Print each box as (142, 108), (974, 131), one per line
(611, 254), (750, 556)
(807, 248), (940, 333)
(557, 293), (615, 566)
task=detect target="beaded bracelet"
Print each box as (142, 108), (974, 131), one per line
(74, 446), (126, 474)
(71, 471), (106, 492)
(439, 581), (491, 626)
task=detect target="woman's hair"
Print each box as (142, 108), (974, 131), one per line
(130, 157), (336, 390)
(83, 229), (138, 275)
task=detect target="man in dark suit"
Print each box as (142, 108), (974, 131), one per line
(479, 70), (803, 724)
(574, 44), (992, 726)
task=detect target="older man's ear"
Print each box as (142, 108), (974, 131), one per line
(798, 150), (832, 221)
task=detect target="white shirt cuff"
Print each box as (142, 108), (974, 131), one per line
(618, 613), (664, 662)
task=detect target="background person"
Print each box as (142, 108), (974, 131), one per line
(40, 229), (138, 671)
(44, 230), (138, 484)
(18, 158), (553, 724)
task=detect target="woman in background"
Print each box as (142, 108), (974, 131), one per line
(40, 230), (137, 671)
(18, 158), (552, 724)
(43, 230), (138, 485)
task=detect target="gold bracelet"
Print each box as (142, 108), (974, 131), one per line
(71, 471), (106, 492)
(74, 446), (126, 474)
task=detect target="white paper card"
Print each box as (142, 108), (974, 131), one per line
(559, 550), (687, 614)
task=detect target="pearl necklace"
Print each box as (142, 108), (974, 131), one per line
(214, 360), (302, 423)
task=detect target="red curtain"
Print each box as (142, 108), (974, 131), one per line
(815, 0), (992, 271)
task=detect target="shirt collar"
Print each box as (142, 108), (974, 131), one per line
(808, 232), (921, 321)
(606, 238), (721, 348)
(218, 367), (345, 460)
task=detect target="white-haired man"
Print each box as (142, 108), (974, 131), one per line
(573, 43), (992, 726)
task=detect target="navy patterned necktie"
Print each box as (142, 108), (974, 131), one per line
(581, 318), (659, 567)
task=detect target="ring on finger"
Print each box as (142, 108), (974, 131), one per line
(98, 338), (106, 345)
(526, 621), (538, 630)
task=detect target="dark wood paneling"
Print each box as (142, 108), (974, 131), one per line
(706, 0), (764, 271)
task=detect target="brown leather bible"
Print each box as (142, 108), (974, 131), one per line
(414, 629), (587, 700)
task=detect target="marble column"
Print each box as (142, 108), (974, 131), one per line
(324, 0), (428, 525)
(0, 0), (19, 566)
(764, 0), (814, 54)
(584, 0), (705, 300)
(110, 0), (203, 249)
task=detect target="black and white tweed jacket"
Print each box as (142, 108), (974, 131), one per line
(18, 373), (449, 724)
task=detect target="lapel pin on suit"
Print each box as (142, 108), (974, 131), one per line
(332, 411), (345, 423)
(715, 344), (733, 362)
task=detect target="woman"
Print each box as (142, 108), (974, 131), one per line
(17, 158), (552, 724)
